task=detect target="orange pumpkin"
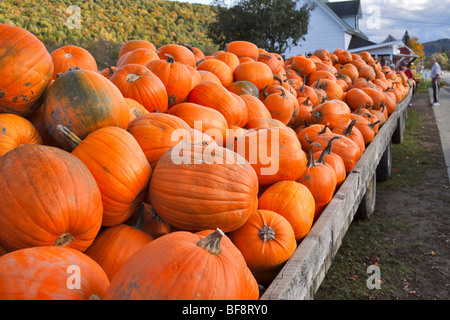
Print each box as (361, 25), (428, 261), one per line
(58, 125), (152, 227)
(0, 144), (103, 252)
(0, 24), (53, 117)
(110, 63), (168, 113)
(85, 206), (154, 281)
(226, 40), (259, 60)
(258, 180), (315, 241)
(146, 54), (192, 107)
(156, 44), (196, 68)
(228, 209), (297, 285)
(44, 68), (129, 151)
(197, 58), (234, 87)
(0, 113), (42, 157)
(233, 60), (274, 91)
(103, 229), (259, 300)
(116, 48), (159, 68)
(148, 142), (259, 233)
(119, 40), (156, 58)
(50, 45), (98, 79)
(310, 100), (352, 130)
(0, 246), (109, 300)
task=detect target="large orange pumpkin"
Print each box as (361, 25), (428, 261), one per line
(197, 58), (234, 87)
(310, 100), (352, 130)
(58, 125), (152, 227)
(43, 68), (129, 151)
(119, 40), (156, 58)
(168, 102), (229, 147)
(226, 40), (259, 60)
(0, 246), (109, 300)
(233, 61), (274, 91)
(0, 24), (54, 117)
(109, 63), (168, 113)
(146, 54), (192, 107)
(148, 142), (258, 232)
(103, 229), (259, 300)
(116, 48), (159, 68)
(188, 80), (245, 127)
(50, 45), (98, 79)
(235, 127), (307, 186)
(0, 144), (103, 252)
(156, 44), (196, 68)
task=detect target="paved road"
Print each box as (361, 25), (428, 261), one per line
(428, 72), (450, 182)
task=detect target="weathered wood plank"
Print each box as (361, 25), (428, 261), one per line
(260, 89), (413, 300)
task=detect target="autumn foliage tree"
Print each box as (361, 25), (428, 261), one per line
(208, 0), (314, 54)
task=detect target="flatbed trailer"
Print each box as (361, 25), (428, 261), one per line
(260, 88), (413, 300)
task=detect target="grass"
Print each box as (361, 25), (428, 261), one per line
(314, 98), (433, 300)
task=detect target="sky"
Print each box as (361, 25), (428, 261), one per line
(168, 0), (450, 44)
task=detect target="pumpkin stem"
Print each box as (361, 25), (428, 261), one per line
(343, 120), (357, 137)
(56, 124), (81, 149)
(126, 73), (140, 82)
(318, 136), (341, 163)
(307, 142), (322, 168)
(133, 203), (146, 231)
(369, 120), (381, 129)
(258, 224), (276, 242)
(273, 74), (283, 85)
(54, 232), (75, 247)
(164, 54), (175, 63)
(197, 228), (224, 255)
(319, 123), (330, 135)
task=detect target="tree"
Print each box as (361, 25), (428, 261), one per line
(402, 30), (410, 46)
(207, 0), (314, 54)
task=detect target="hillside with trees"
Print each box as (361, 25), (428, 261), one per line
(0, 0), (218, 66)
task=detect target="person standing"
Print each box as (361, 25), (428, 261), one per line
(430, 57), (441, 106)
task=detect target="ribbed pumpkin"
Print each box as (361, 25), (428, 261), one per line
(43, 68), (129, 151)
(310, 100), (352, 130)
(0, 113), (42, 157)
(116, 48), (159, 68)
(109, 63), (168, 113)
(261, 87), (294, 125)
(188, 80), (244, 127)
(290, 55), (317, 77)
(50, 45), (98, 79)
(332, 119), (366, 158)
(226, 40), (259, 60)
(228, 209), (297, 285)
(0, 24), (54, 117)
(213, 50), (240, 73)
(0, 144), (103, 252)
(85, 206), (154, 281)
(344, 88), (374, 111)
(146, 54), (192, 107)
(197, 58), (234, 87)
(241, 94), (272, 123)
(313, 136), (346, 189)
(296, 123), (331, 153)
(119, 40), (156, 58)
(351, 114), (380, 145)
(156, 44), (196, 68)
(311, 78), (345, 101)
(168, 102), (229, 147)
(198, 70), (222, 85)
(0, 246), (109, 300)
(313, 132), (361, 173)
(233, 61), (274, 91)
(127, 112), (191, 169)
(58, 125), (152, 227)
(148, 142), (258, 232)
(103, 229), (259, 300)
(235, 127), (307, 186)
(258, 180), (315, 241)
(297, 143), (337, 220)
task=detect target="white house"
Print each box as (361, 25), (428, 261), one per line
(284, 0), (374, 57)
(348, 35), (419, 68)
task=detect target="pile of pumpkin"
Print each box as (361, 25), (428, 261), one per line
(0, 24), (412, 300)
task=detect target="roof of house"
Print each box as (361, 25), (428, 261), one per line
(316, 0), (369, 40)
(325, 0), (362, 18)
